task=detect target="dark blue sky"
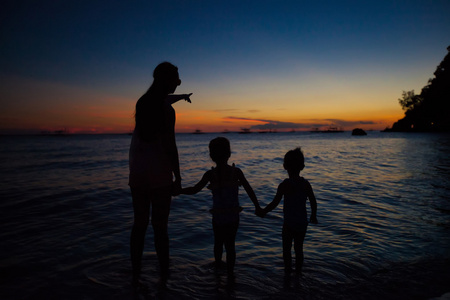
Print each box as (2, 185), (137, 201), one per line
(1, 0), (449, 133)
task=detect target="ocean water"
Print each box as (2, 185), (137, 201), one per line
(0, 132), (449, 300)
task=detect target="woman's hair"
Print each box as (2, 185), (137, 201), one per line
(209, 137), (231, 163)
(153, 61), (178, 81)
(283, 147), (305, 172)
(135, 62), (178, 141)
(148, 61), (179, 92)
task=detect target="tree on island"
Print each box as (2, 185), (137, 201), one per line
(387, 46), (450, 132)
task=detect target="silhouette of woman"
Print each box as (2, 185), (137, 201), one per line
(129, 62), (191, 285)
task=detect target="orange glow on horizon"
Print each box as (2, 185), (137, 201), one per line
(0, 75), (407, 135)
(174, 115), (403, 133)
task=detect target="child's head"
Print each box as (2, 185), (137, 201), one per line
(283, 147), (305, 174)
(209, 137), (231, 164)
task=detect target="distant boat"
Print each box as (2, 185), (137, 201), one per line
(310, 126), (344, 133)
(41, 128), (71, 136)
(192, 129), (205, 134)
(239, 128), (252, 134)
(258, 129), (277, 133)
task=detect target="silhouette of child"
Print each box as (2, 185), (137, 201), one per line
(261, 147), (317, 273)
(181, 137), (263, 276)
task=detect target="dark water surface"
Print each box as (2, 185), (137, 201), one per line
(1, 132), (449, 299)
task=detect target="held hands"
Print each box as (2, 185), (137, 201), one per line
(171, 178), (182, 196)
(255, 206), (266, 218)
(309, 215), (318, 224)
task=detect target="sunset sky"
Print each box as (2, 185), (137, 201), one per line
(1, 0), (449, 134)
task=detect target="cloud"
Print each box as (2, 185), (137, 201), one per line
(224, 116), (378, 130)
(321, 119), (378, 127)
(213, 108), (239, 112)
(213, 109), (260, 113)
(225, 116), (311, 129)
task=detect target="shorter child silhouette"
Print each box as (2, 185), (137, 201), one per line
(181, 137), (262, 276)
(261, 147), (317, 273)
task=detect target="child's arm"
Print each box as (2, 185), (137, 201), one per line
(305, 180), (318, 224)
(166, 93), (193, 105)
(236, 168), (263, 215)
(262, 182), (284, 216)
(180, 170), (210, 195)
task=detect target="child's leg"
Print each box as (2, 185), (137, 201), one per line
(293, 226), (307, 272)
(212, 221), (225, 265)
(223, 221), (239, 275)
(282, 225), (294, 271)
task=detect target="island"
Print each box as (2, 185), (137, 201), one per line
(384, 46), (450, 132)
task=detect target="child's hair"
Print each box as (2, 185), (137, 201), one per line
(209, 137), (231, 163)
(283, 147), (305, 172)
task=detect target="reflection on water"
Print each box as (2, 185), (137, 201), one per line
(0, 132), (449, 299)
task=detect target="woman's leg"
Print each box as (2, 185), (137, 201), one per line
(130, 187), (151, 281)
(151, 187), (172, 280)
